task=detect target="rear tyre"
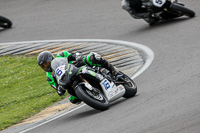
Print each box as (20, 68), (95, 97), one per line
(119, 72), (137, 98)
(0, 16), (12, 28)
(170, 3), (195, 18)
(75, 83), (109, 111)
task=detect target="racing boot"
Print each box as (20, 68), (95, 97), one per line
(69, 95), (82, 104)
(109, 65), (119, 77)
(103, 60), (122, 79)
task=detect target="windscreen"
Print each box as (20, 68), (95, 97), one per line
(51, 57), (68, 72)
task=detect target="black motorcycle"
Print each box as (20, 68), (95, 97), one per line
(122, 0), (195, 25)
(0, 16), (12, 28)
(51, 58), (137, 111)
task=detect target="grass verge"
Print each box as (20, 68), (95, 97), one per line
(0, 55), (67, 130)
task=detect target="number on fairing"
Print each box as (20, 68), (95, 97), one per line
(152, 0), (166, 7)
(55, 66), (65, 79)
(56, 69), (63, 76)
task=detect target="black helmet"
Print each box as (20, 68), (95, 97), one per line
(37, 51), (55, 72)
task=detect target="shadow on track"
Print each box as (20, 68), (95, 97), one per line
(0, 28), (6, 32)
(0, 27), (12, 33)
(134, 17), (190, 33)
(109, 94), (139, 108)
(62, 107), (103, 122)
(118, 17), (192, 40)
(62, 95), (139, 122)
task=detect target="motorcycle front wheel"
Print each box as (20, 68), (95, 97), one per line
(170, 3), (195, 18)
(75, 83), (109, 111)
(0, 16), (12, 28)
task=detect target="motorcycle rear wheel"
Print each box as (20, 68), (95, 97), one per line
(170, 3), (195, 18)
(0, 16), (12, 28)
(75, 83), (109, 111)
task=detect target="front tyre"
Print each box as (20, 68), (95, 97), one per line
(170, 3), (195, 18)
(75, 83), (109, 111)
(0, 16), (12, 28)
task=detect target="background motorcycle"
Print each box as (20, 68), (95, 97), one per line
(51, 58), (137, 111)
(0, 16), (12, 28)
(123, 0), (195, 25)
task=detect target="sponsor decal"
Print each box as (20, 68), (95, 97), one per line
(118, 85), (124, 90)
(114, 88), (119, 94)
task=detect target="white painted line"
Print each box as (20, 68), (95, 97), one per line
(1, 39), (154, 133)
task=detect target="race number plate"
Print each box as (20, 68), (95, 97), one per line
(100, 79), (125, 101)
(101, 79), (111, 90)
(100, 79), (113, 100)
(152, 0), (166, 7)
(55, 65), (65, 80)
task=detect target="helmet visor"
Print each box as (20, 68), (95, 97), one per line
(40, 61), (51, 71)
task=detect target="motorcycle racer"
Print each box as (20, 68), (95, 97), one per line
(122, 0), (147, 18)
(37, 51), (119, 104)
(121, 0), (159, 25)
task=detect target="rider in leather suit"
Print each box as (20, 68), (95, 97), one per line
(37, 51), (119, 104)
(122, 0), (147, 17)
(122, 0), (159, 25)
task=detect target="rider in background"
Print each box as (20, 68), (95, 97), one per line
(122, 0), (147, 18)
(37, 51), (119, 104)
(121, 0), (159, 25)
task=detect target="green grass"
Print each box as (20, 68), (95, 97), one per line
(0, 55), (67, 130)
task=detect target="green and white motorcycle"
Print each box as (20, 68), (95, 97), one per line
(51, 58), (137, 111)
